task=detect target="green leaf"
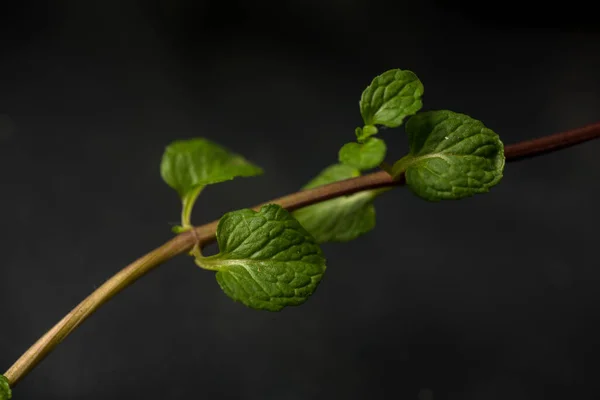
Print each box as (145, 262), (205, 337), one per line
(338, 137), (387, 170)
(160, 138), (263, 199)
(0, 375), (11, 400)
(293, 164), (380, 243)
(161, 138), (263, 228)
(360, 69), (424, 128)
(194, 204), (326, 312)
(355, 125), (378, 142)
(392, 110), (505, 201)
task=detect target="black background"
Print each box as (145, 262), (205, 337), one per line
(1, 1), (599, 399)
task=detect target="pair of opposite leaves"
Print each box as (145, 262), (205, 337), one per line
(160, 69), (505, 312)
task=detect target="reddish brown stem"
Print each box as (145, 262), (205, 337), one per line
(4, 120), (600, 387)
(504, 121), (600, 161)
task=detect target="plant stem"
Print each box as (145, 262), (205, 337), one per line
(180, 185), (204, 229)
(390, 154), (414, 177)
(378, 161), (394, 175)
(4, 120), (600, 387)
(3, 233), (197, 386)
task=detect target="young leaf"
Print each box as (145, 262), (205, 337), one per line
(0, 375), (11, 400)
(338, 137), (387, 170)
(161, 138), (263, 229)
(194, 204), (326, 312)
(160, 138), (263, 199)
(293, 164), (380, 243)
(360, 69), (424, 128)
(355, 125), (379, 142)
(392, 110), (505, 201)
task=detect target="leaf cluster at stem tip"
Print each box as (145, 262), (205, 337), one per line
(297, 69), (428, 244)
(300, 67), (504, 245)
(338, 69), (425, 172)
(159, 68), (505, 312)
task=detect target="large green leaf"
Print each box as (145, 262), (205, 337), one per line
(392, 110), (505, 201)
(194, 204), (326, 311)
(293, 164), (380, 243)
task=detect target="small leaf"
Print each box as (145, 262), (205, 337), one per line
(161, 138), (263, 228)
(393, 110), (505, 201)
(293, 164), (380, 243)
(338, 137), (387, 170)
(0, 375), (11, 400)
(160, 138), (263, 199)
(355, 125), (378, 142)
(195, 204), (326, 311)
(360, 69), (424, 128)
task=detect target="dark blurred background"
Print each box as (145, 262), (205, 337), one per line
(1, 1), (599, 399)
